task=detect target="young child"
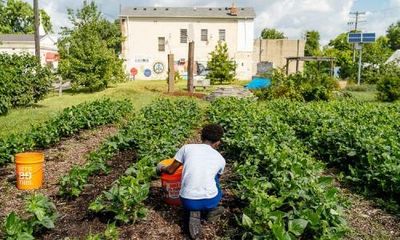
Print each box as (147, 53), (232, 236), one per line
(157, 124), (226, 239)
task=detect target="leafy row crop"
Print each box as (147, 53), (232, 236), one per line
(2, 194), (57, 240)
(209, 98), (347, 239)
(0, 99), (133, 167)
(265, 100), (400, 205)
(89, 99), (202, 223)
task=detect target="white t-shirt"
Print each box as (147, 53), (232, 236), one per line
(174, 144), (226, 200)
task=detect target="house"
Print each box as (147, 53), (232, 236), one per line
(0, 34), (59, 67)
(120, 5), (256, 80)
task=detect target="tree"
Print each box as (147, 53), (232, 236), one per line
(377, 64), (400, 102)
(58, 1), (125, 92)
(304, 30), (320, 56)
(261, 28), (285, 39)
(207, 41), (237, 84)
(0, 0), (52, 33)
(387, 21), (400, 51)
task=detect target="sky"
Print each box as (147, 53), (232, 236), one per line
(28, 0), (400, 45)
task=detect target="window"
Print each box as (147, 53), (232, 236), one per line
(180, 29), (188, 43)
(201, 29), (208, 41)
(219, 29), (226, 41)
(158, 37), (165, 51)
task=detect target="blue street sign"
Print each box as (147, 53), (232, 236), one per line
(362, 33), (376, 43)
(348, 33), (362, 43)
(348, 32), (376, 43)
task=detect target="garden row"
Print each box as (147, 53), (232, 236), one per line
(266, 100), (400, 207)
(0, 99), (132, 167)
(209, 98), (347, 239)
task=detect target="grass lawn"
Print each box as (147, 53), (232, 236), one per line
(0, 80), (250, 138)
(348, 90), (378, 102)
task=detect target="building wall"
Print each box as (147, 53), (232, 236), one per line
(0, 36), (58, 66)
(253, 39), (305, 75)
(121, 17), (254, 80)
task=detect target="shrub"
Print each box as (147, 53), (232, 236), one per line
(207, 41), (237, 85)
(377, 64), (400, 102)
(0, 53), (52, 115)
(256, 69), (338, 101)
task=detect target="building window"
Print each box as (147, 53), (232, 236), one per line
(219, 29), (226, 41)
(158, 37), (165, 51)
(201, 29), (208, 41)
(180, 29), (188, 43)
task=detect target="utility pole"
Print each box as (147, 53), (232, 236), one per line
(349, 11), (366, 62)
(357, 44), (363, 85)
(34, 0), (40, 60)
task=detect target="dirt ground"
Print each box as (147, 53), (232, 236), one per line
(0, 125), (118, 220)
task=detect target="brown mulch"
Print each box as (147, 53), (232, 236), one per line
(0, 125), (118, 219)
(164, 91), (206, 99)
(41, 150), (135, 239)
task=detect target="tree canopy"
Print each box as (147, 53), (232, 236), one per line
(57, 1), (125, 92)
(261, 28), (286, 39)
(304, 30), (321, 56)
(0, 0), (52, 34)
(387, 21), (400, 51)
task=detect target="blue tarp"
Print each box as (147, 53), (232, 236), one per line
(245, 77), (271, 90)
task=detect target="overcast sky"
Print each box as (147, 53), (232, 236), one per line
(28, 0), (400, 45)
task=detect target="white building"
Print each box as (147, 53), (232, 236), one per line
(0, 34), (59, 66)
(386, 50), (400, 66)
(120, 6), (255, 80)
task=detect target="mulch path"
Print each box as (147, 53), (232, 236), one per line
(164, 91), (207, 99)
(0, 125), (118, 220)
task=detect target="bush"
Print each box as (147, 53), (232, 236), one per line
(256, 69), (338, 101)
(377, 64), (400, 102)
(207, 41), (237, 85)
(0, 53), (52, 115)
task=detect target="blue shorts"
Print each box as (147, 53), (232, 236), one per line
(180, 175), (222, 211)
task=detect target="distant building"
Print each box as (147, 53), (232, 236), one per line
(120, 5), (255, 80)
(253, 39), (305, 75)
(0, 34), (59, 67)
(386, 50), (400, 66)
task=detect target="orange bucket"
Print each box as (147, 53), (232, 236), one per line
(160, 159), (183, 206)
(15, 152), (44, 190)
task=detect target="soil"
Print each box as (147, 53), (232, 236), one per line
(0, 125), (118, 219)
(164, 91), (207, 100)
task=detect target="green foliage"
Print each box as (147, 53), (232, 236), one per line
(84, 222), (119, 240)
(377, 64), (400, 102)
(267, 100), (400, 206)
(0, 99), (132, 167)
(58, 1), (125, 92)
(261, 28), (285, 39)
(256, 69), (338, 101)
(0, 0), (52, 33)
(0, 53), (52, 115)
(206, 41), (237, 84)
(209, 98), (348, 239)
(2, 194), (57, 239)
(304, 30), (320, 56)
(89, 99), (202, 223)
(386, 21), (400, 51)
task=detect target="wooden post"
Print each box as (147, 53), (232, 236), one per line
(187, 41), (194, 93)
(168, 54), (175, 93)
(33, 0), (40, 60)
(295, 59), (299, 73)
(286, 59), (290, 75)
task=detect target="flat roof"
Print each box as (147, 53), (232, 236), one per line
(0, 34), (45, 42)
(120, 7), (256, 19)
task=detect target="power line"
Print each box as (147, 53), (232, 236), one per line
(349, 11), (366, 62)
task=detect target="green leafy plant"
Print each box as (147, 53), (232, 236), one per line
(377, 64), (400, 102)
(2, 194), (57, 239)
(89, 99), (202, 223)
(209, 98), (348, 239)
(83, 222), (119, 240)
(0, 53), (52, 115)
(0, 99), (133, 167)
(207, 41), (237, 85)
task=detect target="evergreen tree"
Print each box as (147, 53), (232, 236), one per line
(207, 41), (237, 84)
(57, 1), (125, 92)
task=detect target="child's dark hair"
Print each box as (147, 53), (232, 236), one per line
(201, 124), (224, 143)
